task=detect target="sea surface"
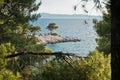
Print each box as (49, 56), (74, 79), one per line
(31, 17), (102, 56)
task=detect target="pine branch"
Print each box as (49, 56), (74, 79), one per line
(5, 52), (77, 59)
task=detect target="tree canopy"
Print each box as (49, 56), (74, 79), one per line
(47, 23), (58, 34)
(0, 0), (42, 52)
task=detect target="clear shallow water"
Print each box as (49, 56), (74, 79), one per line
(31, 18), (99, 56)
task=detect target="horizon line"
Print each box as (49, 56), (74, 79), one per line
(39, 12), (103, 16)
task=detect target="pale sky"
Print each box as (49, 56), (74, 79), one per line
(35, 0), (105, 16)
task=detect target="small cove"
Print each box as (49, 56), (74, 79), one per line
(31, 17), (101, 56)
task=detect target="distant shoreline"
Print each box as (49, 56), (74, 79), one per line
(40, 13), (103, 19)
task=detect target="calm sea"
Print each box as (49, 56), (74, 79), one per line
(31, 17), (101, 56)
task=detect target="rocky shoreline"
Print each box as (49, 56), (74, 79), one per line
(34, 34), (80, 45)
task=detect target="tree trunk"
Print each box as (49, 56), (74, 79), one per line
(111, 0), (120, 79)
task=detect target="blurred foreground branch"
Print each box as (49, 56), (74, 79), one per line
(5, 52), (77, 59)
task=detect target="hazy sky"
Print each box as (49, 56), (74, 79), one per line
(35, 0), (105, 15)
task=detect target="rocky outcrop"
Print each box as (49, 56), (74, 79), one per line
(34, 34), (80, 45)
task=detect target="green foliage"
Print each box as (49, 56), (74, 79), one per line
(0, 1), (48, 79)
(29, 25), (41, 36)
(40, 51), (111, 80)
(41, 60), (76, 80)
(0, 42), (16, 57)
(0, 43), (15, 67)
(0, 0), (111, 80)
(50, 32), (58, 35)
(0, 0), (41, 44)
(0, 43), (22, 80)
(0, 0), (43, 51)
(16, 23), (31, 35)
(0, 0), (41, 25)
(43, 48), (52, 53)
(84, 51), (111, 80)
(93, 0), (111, 54)
(0, 69), (22, 80)
(24, 44), (45, 52)
(47, 23), (58, 33)
(0, 0), (3, 4)
(2, 33), (37, 52)
(0, 0), (42, 53)
(4, 43), (52, 79)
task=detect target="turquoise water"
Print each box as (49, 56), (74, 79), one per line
(31, 18), (100, 56)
